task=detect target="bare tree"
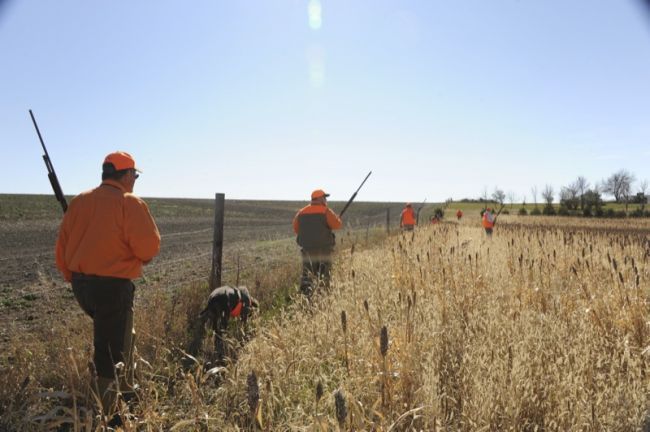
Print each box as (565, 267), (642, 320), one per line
(541, 184), (554, 205)
(602, 169), (635, 203)
(531, 186), (538, 208)
(507, 191), (517, 208)
(492, 188), (506, 207)
(574, 176), (589, 210)
(560, 182), (580, 210)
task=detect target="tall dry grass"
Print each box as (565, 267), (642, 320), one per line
(1, 219), (649, 430)
(211, 220), (649, 430)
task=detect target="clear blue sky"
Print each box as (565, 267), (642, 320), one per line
(1, 0), (649, 202)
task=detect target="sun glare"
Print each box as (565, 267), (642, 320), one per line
(308, 0), (322, 30)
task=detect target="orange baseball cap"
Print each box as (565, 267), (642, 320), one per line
(103, 151), (141, 172)
(311, 189), (330, 200)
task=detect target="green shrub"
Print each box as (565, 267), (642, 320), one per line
(630, 208), (644, 218)
(530, 207), (542, 216)
(582, 208), (592, 217)
(557, 205), (569, 216)
(518, 207), (528, 216)
(542, 205), (556, 216)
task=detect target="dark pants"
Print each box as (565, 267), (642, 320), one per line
(485, 227), (493, 237)
(72, 275), (135, 379)
(300, 250), (332, 296)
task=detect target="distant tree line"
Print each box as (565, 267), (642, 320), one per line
(465, 169), (649, 218)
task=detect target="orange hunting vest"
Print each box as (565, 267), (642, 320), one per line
(482, 212), (494, 229)
(401, 207), (416, 226)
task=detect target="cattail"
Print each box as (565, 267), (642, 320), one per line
(380, 326), (389, 357)
(351, 269), (355, 279)
(363, 299), (369, 313)
(334, 389), (347, 430)
(340, 311), (347, 333)
(315, 381), (323, 403)
(247, 371), (259, 417)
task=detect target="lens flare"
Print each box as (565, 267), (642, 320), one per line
(308, 0), (322, 30)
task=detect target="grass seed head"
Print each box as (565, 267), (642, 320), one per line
(334, 388), (347, 428)
(247, 370), (259, 415)
(380, 325), (389, 357)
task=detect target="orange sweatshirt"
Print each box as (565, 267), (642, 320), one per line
(55, 179), (161, 282)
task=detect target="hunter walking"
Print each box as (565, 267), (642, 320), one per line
(400, 203), (416, 231)
(293, 189), (342, 296)
(482, 207), (495, 237)
(55, 151), (160, 423)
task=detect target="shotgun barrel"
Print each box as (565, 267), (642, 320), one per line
(29, 110), (67, 213)
(339, 171), (372, 217)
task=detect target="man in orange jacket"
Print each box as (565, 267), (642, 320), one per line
(56, 151), (160, 422)
(456, 209), (463, 221)
(293, 189), (342, 296)
(482, 208), (495, 237)
(400, 203), (416, 231)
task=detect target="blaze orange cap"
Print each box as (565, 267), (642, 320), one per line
(103, 151), (141, 172)
(311, 189), (330, 200)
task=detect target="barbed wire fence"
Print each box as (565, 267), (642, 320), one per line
(0, 206), (401, 320)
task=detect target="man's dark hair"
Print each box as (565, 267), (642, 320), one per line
(102, 163), (130, 181)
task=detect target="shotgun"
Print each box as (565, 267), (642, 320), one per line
(29, 110), (67, 213)
(339, 171), (372, 217)
(492, 203), (506, 225)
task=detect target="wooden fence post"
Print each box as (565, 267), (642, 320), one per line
(210, 193), (225, 291)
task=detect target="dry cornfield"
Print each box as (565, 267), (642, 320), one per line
(1, 216), (649, 431)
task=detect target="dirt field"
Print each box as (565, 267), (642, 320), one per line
(0, 194), (409, 345)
